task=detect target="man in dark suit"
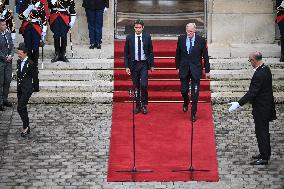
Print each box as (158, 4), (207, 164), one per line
(175, 23), (210, 122)
(229, 52), (277, 165)
(0, 19), (14, 111)
(276, 0), (284, 61)
(82, 0), (109, 49)
(16, 42), (38, 137)
(124, 19), (154, 114)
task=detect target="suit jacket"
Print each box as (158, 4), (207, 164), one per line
(239, 64), (277, 121)
(82, 0), (109, 10)
(175, 34), (209, 80)
(0, 30), (14, 63)
(17, 58), (38, 93)
(124, 32), (154, 70)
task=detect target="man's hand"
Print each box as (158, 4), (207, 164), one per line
(126, 68), (131, 75)
(6, 55), (12, 63)
(177, 69), (179, 73)
(228, 102), (240, 112)
(104, 7), (108, 13)
(150, 67), (154, 72)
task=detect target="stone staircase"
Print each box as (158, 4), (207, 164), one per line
(7, 45), (284, 104)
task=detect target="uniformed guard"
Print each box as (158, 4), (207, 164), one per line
(276, 0), (284, 62)
(0, 0), (16, 40)
(48, 0), (76, 62)
(18, 0), (48, 92)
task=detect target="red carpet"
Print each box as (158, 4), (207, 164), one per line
(108, 40), (219, 182)
(107, 103), (219, 181)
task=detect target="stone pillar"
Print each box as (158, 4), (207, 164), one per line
(207, 0), (275, 45)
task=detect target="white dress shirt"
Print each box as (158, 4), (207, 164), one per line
(135, 33), (146, 61)
(21, 57), (28, 72)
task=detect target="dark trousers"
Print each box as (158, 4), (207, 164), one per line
(254, 116), (271, 160)
(0, 62), (12, 106)
(17, 89), (32, 129)
(85, 9), (104, 45)
(131, 61), (148, 105)
(53, 36), (68, 56)
(180, 71), (200, 116)
(27, 49), (39, 91)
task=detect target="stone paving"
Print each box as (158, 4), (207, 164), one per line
(0, 103), (283, 189)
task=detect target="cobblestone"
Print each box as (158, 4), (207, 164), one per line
(0, 103), (283, 188)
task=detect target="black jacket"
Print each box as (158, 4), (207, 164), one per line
(239, 64), (277, 121)
(175, 34), (209, 80)
(82, 0), (109, 10)
(124, 32), (154, 70)
(17, 58), (38, 93)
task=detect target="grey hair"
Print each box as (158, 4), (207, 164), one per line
(253, 52), (262, 61)
(186, 23), (196, 29)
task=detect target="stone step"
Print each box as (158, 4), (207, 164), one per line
(211, 92), (284, 104)
(210, 58), (284, 70)
(7, 91), (283, 104)
(36, 70), (95, 81)
(7, 92), (113, 104)
(11, 59), (114, 70)
(9, 80), (114, 93)
(210, 80), (284, 92)
(211, 69), (284, 80)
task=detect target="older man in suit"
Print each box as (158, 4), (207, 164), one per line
(0, 19), (14, 111)
(175, 23), (210, 122)
(124, 19), (154, 114)
(229, 52), (277, 165)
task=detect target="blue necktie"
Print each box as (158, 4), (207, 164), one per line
(189, 38), (192, 54)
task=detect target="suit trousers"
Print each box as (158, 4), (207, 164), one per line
(85, 9), (104, 45)
(254, 116), (271, 160)
(180, 71), (200, 116)
(17, 89), (32, 129)
(131, 61), (148, 105)
(27, 49), (39, 91)
(0, 62), (12, 105)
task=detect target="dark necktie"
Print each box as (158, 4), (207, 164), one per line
(138, 36), (141, 61)
(189, 38), (192, 54)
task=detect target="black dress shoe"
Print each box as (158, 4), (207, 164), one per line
(51, 54), (60, 62)
(61, 55), (69, 62)
(3, 102), (12, 107)
(183, 103), (188, 112)
(250, 159), (268, 165)
(97, 44), (101, 49)
(89, 44), (96, 49)
(135, 105), (141, 114)
(21, 126), (30, 137)
(142, 105), (148, 114)
(191, 115), (196, 122)
(0, 106), (4, 111)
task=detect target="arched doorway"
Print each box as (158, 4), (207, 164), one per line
(114, 0), (207, 39)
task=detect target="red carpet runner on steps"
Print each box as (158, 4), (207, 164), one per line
(107, 40), (219, 182)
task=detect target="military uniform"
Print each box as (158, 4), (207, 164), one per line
(18, 0), (48, 91)
(276, 0), (284, 61)
(48, 0), (76, 62)
(0, 0), (16, 40)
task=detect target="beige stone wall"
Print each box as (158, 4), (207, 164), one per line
(207, 0), (275, 45)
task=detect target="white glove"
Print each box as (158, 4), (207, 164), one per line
(69, 16), (76, 28)
(11, 33), (16, 40)
(23, 4), (34, 18)
(281, 1), (284, 8)
(228, 102), (240, 112)
(41, 32), (46, 40)
(35, 1), (40, 8)
(104, 7), (108, 13)
(51, 0), (57, 5)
